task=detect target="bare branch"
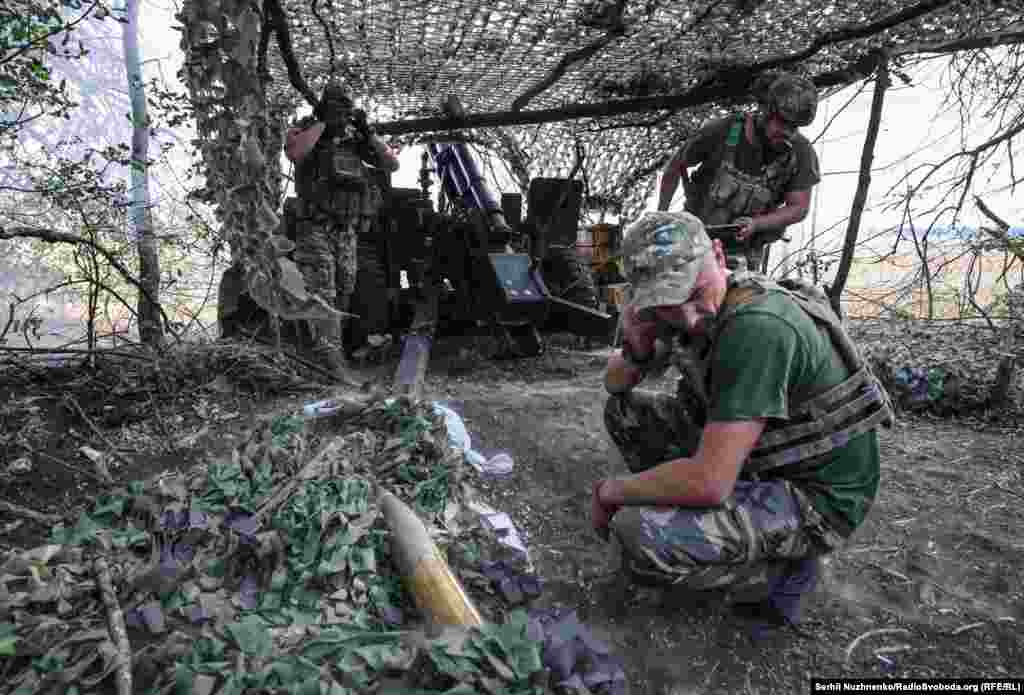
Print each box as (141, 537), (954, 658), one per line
(810, 80), (870, 146)
(511, 2), (627, 112)
(892, 30), (1024, 58)
(0, 225), (177, 338)
(264, 0), (317, 108)
(829, 56), (890, 313)
(975, 197), (1024, 264)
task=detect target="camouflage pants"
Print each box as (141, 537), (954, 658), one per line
(604, 386), (846, 598)
(292, 195), (372, 345)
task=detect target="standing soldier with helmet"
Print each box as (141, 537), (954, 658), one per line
(657, 73), (821, 272)
(285, 79), (401, 377)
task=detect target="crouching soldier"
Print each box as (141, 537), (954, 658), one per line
(594, 211), (892, 629)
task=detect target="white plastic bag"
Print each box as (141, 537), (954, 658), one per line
(432, 402), (472, 453)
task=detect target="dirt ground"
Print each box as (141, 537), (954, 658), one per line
(2, 335), (1023, 693)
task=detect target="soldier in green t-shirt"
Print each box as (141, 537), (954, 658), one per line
(657, 74), (821, 272)
(595, 211), (889, 629)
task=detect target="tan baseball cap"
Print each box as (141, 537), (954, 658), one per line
(620, 211), (713, 311)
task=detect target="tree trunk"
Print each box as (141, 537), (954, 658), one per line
(122, 0), (163, 346)
(827, 54), (890, 318)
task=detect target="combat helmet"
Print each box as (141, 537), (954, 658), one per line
(315, 78), (354, 120)
(757, 73), (818, 127)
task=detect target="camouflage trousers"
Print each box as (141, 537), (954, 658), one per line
(604, 386), (847, 598)
(292, 195), (372, 345)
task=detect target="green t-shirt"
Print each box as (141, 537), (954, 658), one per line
(706, 290), (880, 536)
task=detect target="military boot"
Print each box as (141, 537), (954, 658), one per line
(732, 555), (821, 635)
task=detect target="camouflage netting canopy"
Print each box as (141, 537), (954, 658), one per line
(175, 0), (1024, 315)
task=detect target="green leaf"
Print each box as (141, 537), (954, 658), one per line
(303, 524), (321, 566)
(33, 651), (65, 673)
(353, 641), (403, 671)
(205, 557), (228, 578)
(110, 525), (149, 549)
(193, 661), (231, 674)
(291, 676), (322, 695)
(227, 616), (273, 658)
(505, 643), (543, 679)
(348, 546), (375, 575)
(174, 664), (193, 695)
(428, 647), (479, 679)
(316, 545), (349, 577)
(50, 512), (101, 546)
(162, 589), (185, 613)
(325, 683), (356, 695)
(260, 591), (283, 611)
(92, 493), (127, 519)
(442, 685), (480, 695)
(0, 636), (18, 656)
(300, 640), (344, 662)
(128, 480), (146, 496)
(219, 674), (245, 695)
(192, 636), (226, 662)
(268, 659), (295, 685)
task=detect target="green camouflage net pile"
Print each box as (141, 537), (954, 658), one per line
(0, 395), (552, 695)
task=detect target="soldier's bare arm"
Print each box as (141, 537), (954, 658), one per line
(740, 188), (812, 242)
(657, 148), (689, 212)
(598, 418), (766, 507)
(285, 122), (326, 163)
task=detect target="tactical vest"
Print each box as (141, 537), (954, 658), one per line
(699, 114), (798, 226)
(711, 271), (895, 478)
(294, 124), (369, 204)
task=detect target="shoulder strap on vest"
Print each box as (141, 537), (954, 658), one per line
(722, 113), (745, 167)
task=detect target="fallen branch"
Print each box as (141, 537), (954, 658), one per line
(950, 616), (1017, 636)
(22, 444), (108, 484)
(845, 628), (911, 665)
(94, 557), (133, 695)
(251, 335), (359, 388)
(0, 500), (61, 525)
(0, 345), (152, 360)
(65, 395), (132, 478)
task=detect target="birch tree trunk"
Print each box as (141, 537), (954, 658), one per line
(122, 0), (164, 346)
